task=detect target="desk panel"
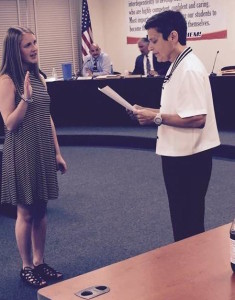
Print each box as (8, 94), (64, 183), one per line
(47, 77), (163, 127)
(210, 76), (235, 130)
(47, 76), (235, 130)
(0, 76), (234, 135)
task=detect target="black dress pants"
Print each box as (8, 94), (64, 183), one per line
(161, 149), (212, 242)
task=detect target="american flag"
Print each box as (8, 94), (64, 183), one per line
(81, 0), (93, 59)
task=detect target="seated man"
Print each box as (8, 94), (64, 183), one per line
(82, 43), (111, 77)
(132, 37), (171, 76)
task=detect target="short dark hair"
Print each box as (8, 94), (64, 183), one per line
(140, 37), (149, 43)
(145, 10), (187, 45)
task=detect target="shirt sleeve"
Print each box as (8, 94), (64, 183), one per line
(82, 56), (92, 76)
(176, 69), (208, 118)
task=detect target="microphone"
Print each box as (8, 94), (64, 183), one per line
(76, 59), (91, 78)
(210, 50), (219, 77)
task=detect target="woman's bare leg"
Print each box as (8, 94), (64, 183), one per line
(15, 204), (33, 268)
(32, 204), (47, 266)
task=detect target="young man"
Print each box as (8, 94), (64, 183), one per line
(132, 10), (220, 241)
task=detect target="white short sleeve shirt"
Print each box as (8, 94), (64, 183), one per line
(156, 51), (220, 157)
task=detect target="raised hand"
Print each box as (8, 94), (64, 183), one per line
(23, 71), (32, 99)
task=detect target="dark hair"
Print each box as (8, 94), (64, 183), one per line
(145, 10), (187, 45)
(0, 26), (40, 97)
(140, 37), (149, 43)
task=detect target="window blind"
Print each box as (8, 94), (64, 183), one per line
(0, 0), (81, 78)
(0, 0), (19, 64)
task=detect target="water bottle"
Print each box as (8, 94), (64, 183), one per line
(230, 219), (235, 272)
(110, 63), (114, 74)
(52, 67), (57, 80)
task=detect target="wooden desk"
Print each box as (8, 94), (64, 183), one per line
(37, 223), (235, 300)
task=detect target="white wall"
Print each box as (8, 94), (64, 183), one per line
(88, 0), (235, 74)
(88, 0), (140, 73)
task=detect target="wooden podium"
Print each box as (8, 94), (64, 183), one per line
(38, 223), (235, 300)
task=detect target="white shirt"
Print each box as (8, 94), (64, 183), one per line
(143, 52), (154, 75)
(156, 50), (220, 157)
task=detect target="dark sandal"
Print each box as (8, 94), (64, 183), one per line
(34, 263), (63, 281)
(20, 267), (47, 288)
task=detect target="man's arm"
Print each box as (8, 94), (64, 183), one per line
(132, 55), (143, 75)
(161, 113), (206, 128)
(134, 108), (206, 128)
(132, 58), (139, 75)
(82, 56), (92, 77)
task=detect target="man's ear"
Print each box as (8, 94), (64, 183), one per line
(168, 30), (178, 42)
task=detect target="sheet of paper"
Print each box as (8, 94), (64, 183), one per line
(94, 75), (107, 79)
(98, 86), (134, 111)
(76, 76), (93, 80)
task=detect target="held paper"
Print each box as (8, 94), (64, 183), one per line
(98, 86), (134, 111)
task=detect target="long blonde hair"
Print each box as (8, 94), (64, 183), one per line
(0, 26), (40, 97)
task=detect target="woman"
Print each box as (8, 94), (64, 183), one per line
(0, 26), (67, 287)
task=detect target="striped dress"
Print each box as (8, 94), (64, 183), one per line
(1, 72), (58, 206)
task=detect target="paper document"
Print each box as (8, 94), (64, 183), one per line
(98, 86), (134, 111)
(76, 76), (92, 80)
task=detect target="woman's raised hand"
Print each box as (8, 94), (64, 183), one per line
(23, 71), (32, 99)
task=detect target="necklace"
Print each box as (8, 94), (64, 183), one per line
(163, 47), (192, 86)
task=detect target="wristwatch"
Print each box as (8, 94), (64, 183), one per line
(154, 113), (162, 126)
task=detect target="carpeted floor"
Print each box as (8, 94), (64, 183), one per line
(1, 144), (235, 300)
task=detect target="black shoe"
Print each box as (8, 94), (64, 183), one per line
(20, 266), (47, 288)
(34, 263), (63, 281)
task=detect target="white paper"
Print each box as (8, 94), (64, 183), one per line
(98, 86), (134, 111)
(76, 76), (93, 80)
(45, 77), (64, 82)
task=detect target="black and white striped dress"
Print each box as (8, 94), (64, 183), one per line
(1, 72), (58, 206)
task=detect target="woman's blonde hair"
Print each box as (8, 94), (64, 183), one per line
(0, 26), (40, 96)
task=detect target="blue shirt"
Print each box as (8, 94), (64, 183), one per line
(82, 52), (111, 76)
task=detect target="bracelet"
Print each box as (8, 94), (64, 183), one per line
(21, 95), (33, 103)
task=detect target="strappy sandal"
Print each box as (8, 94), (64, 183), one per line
(34, 263), (63, 281)
(20, 267), (47, 288)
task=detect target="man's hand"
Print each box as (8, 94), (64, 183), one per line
(133, 108), (157, 125)
(85, 68), (93, 76)
(149, 70), (158, 76)
(126, 104), (143, 121)
(133, 105), (160, 125)
(127, 104), (160, 125)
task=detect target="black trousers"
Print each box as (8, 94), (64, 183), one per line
(161, 149), (212, 242)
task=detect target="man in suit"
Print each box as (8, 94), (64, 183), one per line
(132, 37), (170, 76)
